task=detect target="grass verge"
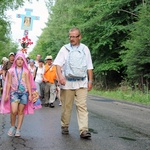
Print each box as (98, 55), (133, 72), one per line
(89, 88), (150, 105)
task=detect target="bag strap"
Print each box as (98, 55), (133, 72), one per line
(15, 67), (23, 88)
(64, 44), (85, 53)
(34, 67), (38, 80)
(45, 64), (53, 73)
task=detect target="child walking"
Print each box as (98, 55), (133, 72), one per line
(0, 52), (41, 137)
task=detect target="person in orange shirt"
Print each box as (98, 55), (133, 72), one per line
(43, 55), (57, 108)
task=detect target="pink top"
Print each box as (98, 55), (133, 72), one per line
(9, 67), (28, 92)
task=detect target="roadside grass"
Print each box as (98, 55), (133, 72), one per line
(89, 88), (150, 105)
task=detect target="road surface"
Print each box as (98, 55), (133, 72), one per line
(0, 95), (150, 150)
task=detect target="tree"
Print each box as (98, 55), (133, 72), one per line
(32, 0), (146, 89)
(0, 0), (32, 59)
(123, 2), (150, 91)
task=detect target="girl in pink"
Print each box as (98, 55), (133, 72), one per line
(0, 52), (41, 137)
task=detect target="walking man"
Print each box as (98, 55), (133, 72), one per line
(43, 55), (57, 108)
(54, 27), (93, 139)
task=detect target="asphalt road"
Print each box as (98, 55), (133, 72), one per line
(0, 95), (150, 150)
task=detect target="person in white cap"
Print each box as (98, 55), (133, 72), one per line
(43, 55), (57, 108)
(2, 52), (15, 81)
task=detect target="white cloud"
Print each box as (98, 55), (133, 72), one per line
(6, 0), (49, 54)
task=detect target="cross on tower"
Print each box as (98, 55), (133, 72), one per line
(16, 8), (40, 35)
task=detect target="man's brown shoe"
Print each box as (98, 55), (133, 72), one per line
(61, 127), (69, 135)
(80, 131), (91, 139)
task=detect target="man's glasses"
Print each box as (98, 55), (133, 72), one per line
(69, 35), (80, 39)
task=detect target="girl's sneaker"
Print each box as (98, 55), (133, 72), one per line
(7, 126), (16, 136)
(15, 130), (21, 137)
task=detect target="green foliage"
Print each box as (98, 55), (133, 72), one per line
(0, 39), (18, 61)
(0, 0), (28, 59)
(0, 0), (25, 15)
(31, 0), (149, 90)
(89, 88), (150, 105)
(123, 3), (150, 86)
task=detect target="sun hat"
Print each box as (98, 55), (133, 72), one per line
(2, 57), (9, 62)
(45, 55), (53, 60)
(9, 52), (15, 57)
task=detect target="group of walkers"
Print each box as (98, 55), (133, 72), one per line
(27, 54), (61, 107)
(0, 27), (93, 140)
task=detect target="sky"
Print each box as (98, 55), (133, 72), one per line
(6, 0), (49, 54)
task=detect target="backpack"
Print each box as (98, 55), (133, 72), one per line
(64, 43), (87, 79)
